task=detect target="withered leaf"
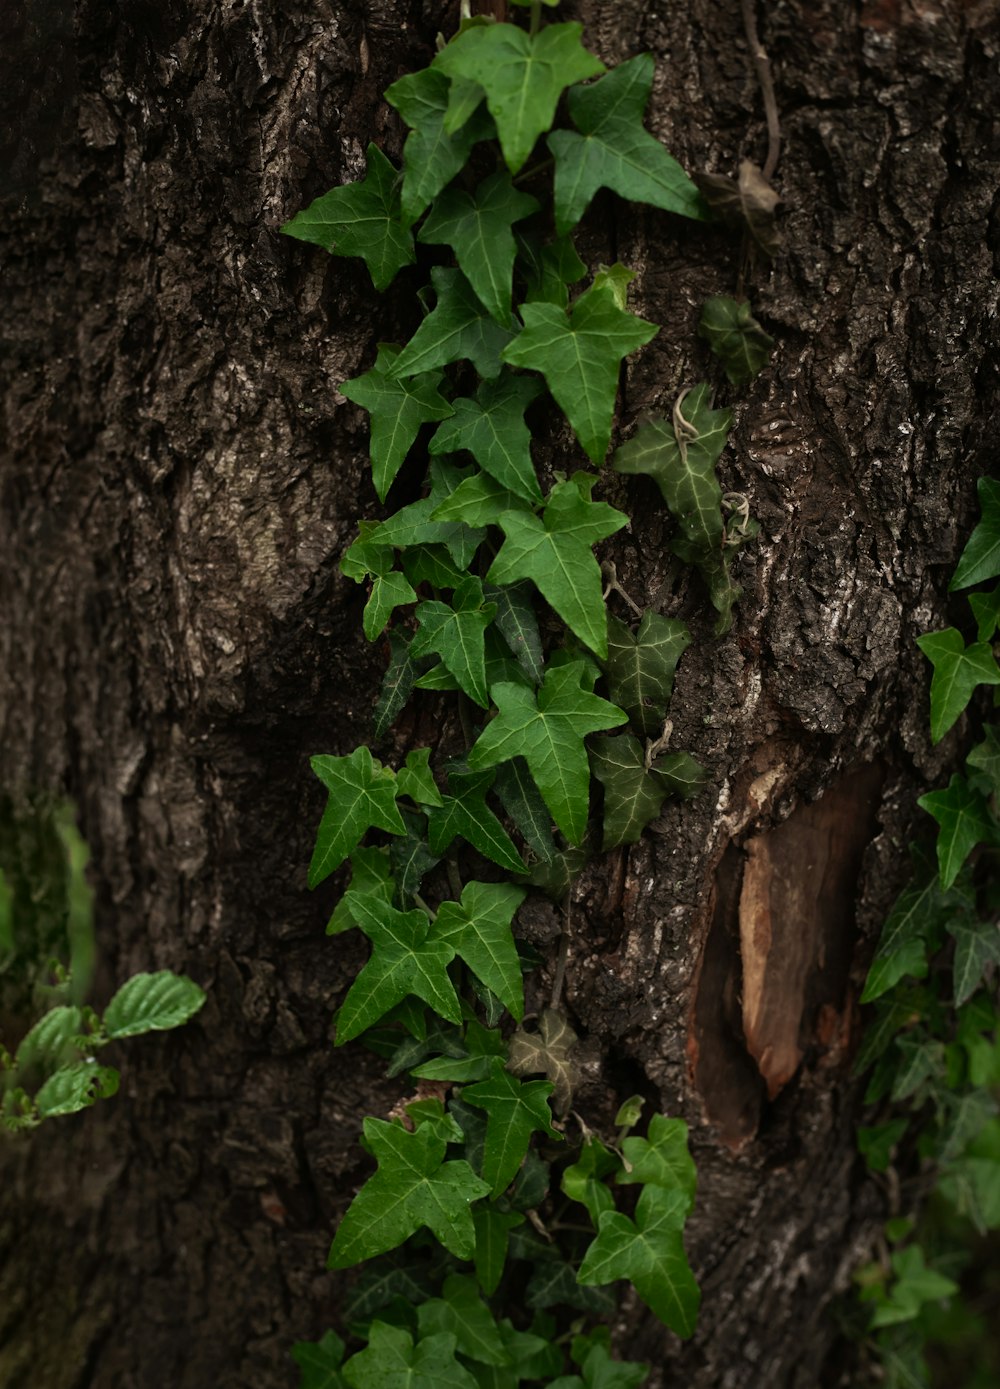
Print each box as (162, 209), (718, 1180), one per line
(507, 1007), (578, 1116)
(695, 159), (780, 259)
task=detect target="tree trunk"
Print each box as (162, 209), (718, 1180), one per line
(2, 1), (997, 1386)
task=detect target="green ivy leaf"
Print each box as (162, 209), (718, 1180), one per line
(950, 477), (1000, 590)
(857, 1119), (909, 1174)
(969, 583), (1000, 643)
(374, 633), (418, 741)
(104, 971), (206, 1039)
(548, 55), (706, 235)
(282, 145), (415, 291)
(651, 750), (708, 799)
(434, 23), (604, 175)
(392, 268), (514, 381)
(919, 774), (996, 889)
(342, 1323), (479, 1389)
(562, 1334), (649, 1389)
(341, 346), (453, 502)
(309, 748), (406, 887)
(577, 1185), (699, 1338)
(385, 67), (495, 227)
(589, 734), (668, 850)
(697, 296), (773, 385)
(420, 172), (539, 327)
(463, 1057), (562, 1196)
(292, 1330), (348, 1389)
(402, 544), (466, 592)
(411, 576), (497, 708)
(327, 847), (395, 936)
(916, 628), (1000, 744)
(396, 748), (444, 808)
(619, 1114), (697, 1210)
(518, 231), (587, 308)
(561, 1137), (621, 1226)
(868, 1247), (958, 1329)
(487, 477), (628, 659)
(388, 810), (440, 899)
(35, 1061), (120, 1117)
(967, 725), (1000, 797)
(427, 766), (526, 873)
(334, 893), (461, 1044)
(417, 1274), (508, 1367)
(328, 1118), (490, 1268)
(430, 374), (543, 503)
(603, 612), (691, 737)
(411, 1019), (506, 1083)
(507, 1008), (579, 1116)
(493, 757), (555, 863)
(431, 472), (530, 530)
(483, 581), (545, 685)
(472, 1206), (524, 1297)
(364, 571), (418, 642)
(368, 460), (486, 570)
(949, 916), (1000, 1007)
(431, 880), (527, 1022)
(502, 279), (658, 463)
(469, 661), (626, 844)
(861, 878), (949, 1002)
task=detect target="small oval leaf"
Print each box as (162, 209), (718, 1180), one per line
(35, 1061), (120, 1117)
(104, 971), (206, 1040)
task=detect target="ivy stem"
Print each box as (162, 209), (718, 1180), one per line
(740, 0), (781, 182)
(513, 156), (554, 186)
(413, 891), (437, 923)
(549, 897), (571, 1009)
(446, 859), (463, 900)
(530, 1), (542, 38)
(458, 691), (475, 750)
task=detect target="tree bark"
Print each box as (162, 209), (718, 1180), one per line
(2, 1), (998, 1386)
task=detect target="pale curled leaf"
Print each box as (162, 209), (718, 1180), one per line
(507, 1008), (579, 1116)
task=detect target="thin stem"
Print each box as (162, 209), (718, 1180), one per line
(530, 1), (542, 38)
(549, 897), (571, 1009)
(740, 0), (781, 182)
(412, 891), (437, 922)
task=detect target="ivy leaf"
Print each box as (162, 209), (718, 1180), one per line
(651, 751), (707, 799)
(949, 917), (1000, 1007)
(518, 231), (587, 308)
(396, 748), (443, 808)
(472, 1206), (524, 1297)
(392, 267), (514, 381)
(857, 1119), (909, 1174)
(619, 1114), (697, 1211)
(916, 628), (1000, 743)
(463, 1057), (562, 1195)
(524, 847), (588, 901)
(334, 893), (461, 1044)
(364, 571), (418, 642)
(411, 1019), (506, 1083)
(434, 22), (604, 175)
(420, 172), (539, 327)
(603, 612), (691, 737)
(292, 1331), (348, 1389)
(340, 346), (453, 502)
(589, 734), (668, 850)
(417, 1275), (508, 1367)
(328, 1118), (490, 1268)
(695, 159), (780, 259)
(282, 145), (414, 291)
(967, 726), (1000, 797)
(430, 374), (543, 503)
(507, 1008), (579, 1116)
(427, 766), (526, 873)
(469, 661), (626, 844)
(431, 881), (527, 1022)
(103, 972), (206, 1039)
(327, 847), (395, 936)
(561, 1137), (621, 1226)
(577, 1185), (699, 1338)
(385, 67), (495, 226)
(483, 581), (545, 685)
(861, 878), (949, 1002)
(525, 1256), (618, 1319)
(388, 810), (440, 900)
(548, 55), (706, 235)
(493, 757), (556, 863)
(487, 477), (628, 659)
(969, 584), (1000, 643)
(342, 1323), (479, 1389)
(868, 1247), (958, 1329)
(374, 632), (418, 741)
(411, 576), (497, 708)
(431, 473), (529, 530)
(502, 279), (658, 463)
(697, 296), (773, 385)
(950, 477), (1000, 590)
(402, 544), (466, 592)
(309, 748), (406, 887)
(919, 775), (996, 889)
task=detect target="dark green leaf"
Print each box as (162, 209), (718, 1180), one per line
(472, 1206), (524, 1296)
(463, 1057), (562, 1195)
(651, 751), (708, 799)
(388, 812), (440, 899)
(523, 847), (588, 901)
(916, 628), (1000, 743)
(950, 477), (1000, 590)
(590, 733), (668, 850)
(697, 296), (773, 385)
(948, 916), (1000, 1007)
(374, 633), (418, 741)
(518, 231), (587, 308)
(385, 67), (494, 226)
(918, 774), (995, 889)
(363, 571), (418, 642)
(369, 460), (487, 571)
(967, 725), (1000, 797)
(969, 583), (1000, 643)
(861, 878), (949, 1003)
(484, 581), (545, 685)
(431, 473), (530, 530)
(402, 544), (466, 592)
(341, 345), (453, 502)
(396, 748), (444, 808)
(417, 1274), (508, 1366)
(603, 612), (690, 738)
(411, 576), (497, 708)
(427, 766), (526, 873)
(493, 757), (556, 863)
(431, 880), (527, 1021)
(292, 1330), (347, 1389)
(392, 267), (514, 381)
(857, 1119), (909, 1173)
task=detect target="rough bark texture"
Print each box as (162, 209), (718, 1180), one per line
(2, 1), (998, 1386)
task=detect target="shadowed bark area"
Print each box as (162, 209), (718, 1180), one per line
(1, 1), (998, 1386)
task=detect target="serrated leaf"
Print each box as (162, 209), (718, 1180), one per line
(916, 628), (1000, 743)
(561, 1137), (621, 1226)
(507, 1008), (578, 1116)
(420, 172), (539, 327)
(430, 374), (543, 503)
(698, 296), (773, 385)
(341, 346), (453, 502)
(309, 747), (406, 887)
(469, 661), (626, 844)
(487, 477), (628, 659)
(282, 145), (414, 291)
(334, 893), (461, 1044)
(577, 1184), (699, 1337)
(651, 751), (707, 799)
(104, 971), (206, 1039)
(35, 1061), (120, 1117)
(363, 570), (418, 641)
(603, 612), (690, 737)
(502, 278), (657, 463)
(949, 917), (1000, 1007)
(548, 55), (706, 235)
(434, 22), (604, 175)
(417, 1274), (508, 1366)
(590, 733), (668, 850)
(950, 477), (1000, 590)
(396, 748), (443, 808)
(411, 576), (496, 708)
(292, 1330), (348, 1389)
(328, 1119), (490, 1268)
(620, 1114), (697, 1211)
(695, 159), (780, 258)
(463, 1057), (561, 1195)
(918, 774), (996, 889)
(431, 881), (527, 1021)
(15, 1005), (83, 1073)
(374, 632), (418, 741)
(861, 878), (947, 1003)
(427, 766), (526, 873)
(493, 757), (555, 862)
(385, 67), (495, 226)
(518, 231), (587, 308)
(483, 582), (544, 685)
(472, 1206), (523, 1296)
(392, 267), (514, 381)
(342, 1323), (479, 1389)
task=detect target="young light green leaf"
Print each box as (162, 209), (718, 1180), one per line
(433, 22), (604, 174)
(493, 757), (555, 862)
(342, 1323), (479, 1389)
(385, 67), (495, 226)
(463, 1057), (562, 1196)
(518, 231), (587, 308)
(395, 748), (443, 808)
(35, 1061), (120, 1118)
(949, 916), (1000, 1007)
(619, 1114), (697, 1211)
(431, 880), (527, 1021)
(363, 571), (417, 642)
(561, 1137), (620, 1226)
(697, 296), (774, 385)
(577, 1184), (700, 1338)
(603, 612), (691, 737)
(420, 172), (539, 327)
(340, 345), (453, 502)
(487, 477), (628, 659)
(427, 766), (526, 873)
(918, 774), (996, 889)
(282, 145), (415, 291)
(507, 1008), (579, 1116)
(483, 581), (545, 685)
(411, 576), (497, 708)
(868, 1246), (958, 1329)
(417, 1274), (508, 1367)
(327, 847), (395, 936)
(502, 279), (658, 463)
(430, 374), (543, 503)
(369, 459), (487, 571)
(309, 747), (406, 887)
(548, 55), (706, 235)
(374, 632), (418, 741)
(335, 893), (461, 1043)
(15, 1005), (83, 1073)
(969, 583), (1000, 643)
(392, 267), (514, 381)
(104, 971), (206, 1039)
(590, 733), (668, 850)
(916, 628), (1000, 744)
(950, 477), (1000, 590)
(469, 661), (626, 844)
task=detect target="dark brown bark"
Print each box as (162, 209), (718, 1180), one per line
(2, 1), (998, 1386)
